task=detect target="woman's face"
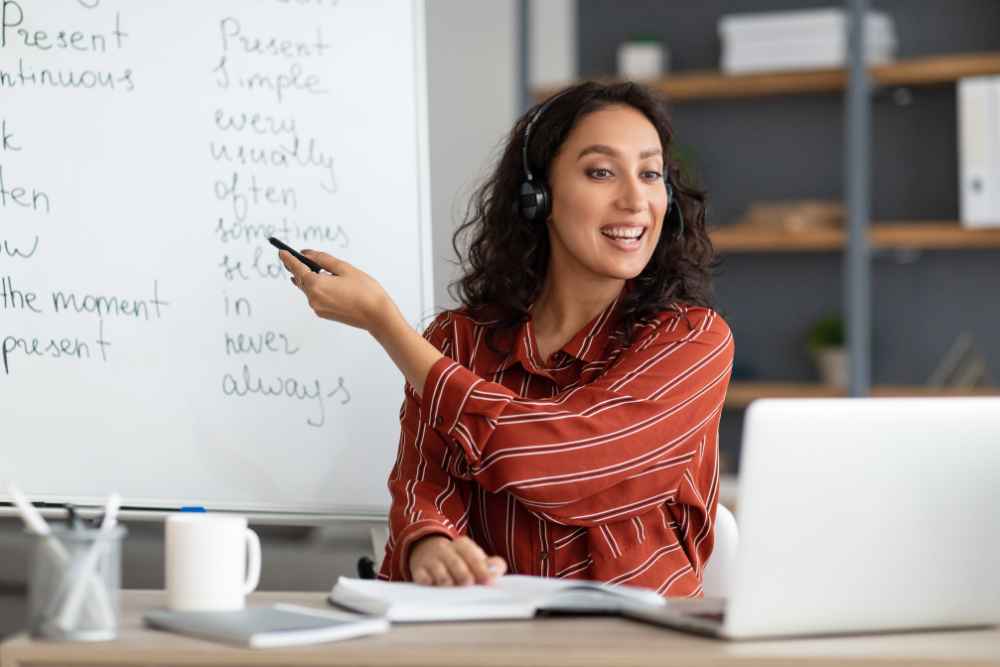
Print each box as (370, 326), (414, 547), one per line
(545, 104), (668, 286)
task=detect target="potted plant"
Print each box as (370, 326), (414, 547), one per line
(807, 316), (847, 388)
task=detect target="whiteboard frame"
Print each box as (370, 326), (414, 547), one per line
(4, 0), (435, 522)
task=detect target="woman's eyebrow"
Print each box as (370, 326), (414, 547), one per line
(577, 145), (663, 160)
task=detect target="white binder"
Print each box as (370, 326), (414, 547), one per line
(958, 76), (1000, 227)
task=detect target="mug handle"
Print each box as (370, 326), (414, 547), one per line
(243, 528), (262, 595)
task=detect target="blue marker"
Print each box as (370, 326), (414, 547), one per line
(179, 506), (206, 513)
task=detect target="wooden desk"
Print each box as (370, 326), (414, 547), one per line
(2, 591), (998, 666)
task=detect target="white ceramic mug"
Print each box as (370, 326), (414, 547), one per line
(164, 514), (261, 611)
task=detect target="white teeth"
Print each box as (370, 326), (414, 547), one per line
(602, 227), (644, 240)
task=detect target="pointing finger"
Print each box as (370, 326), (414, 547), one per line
(278, 250), (315, 289)
(301, 249), (348, 276)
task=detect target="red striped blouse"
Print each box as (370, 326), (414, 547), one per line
(378, 294), (734, 597)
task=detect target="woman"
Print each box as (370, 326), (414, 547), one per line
(279, 81), (733, 597)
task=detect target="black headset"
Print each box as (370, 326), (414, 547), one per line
(515, 93), (685, 241)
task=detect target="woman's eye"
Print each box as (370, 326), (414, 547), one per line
(643, 170), (663, 180)
(586, 167), (613, 179)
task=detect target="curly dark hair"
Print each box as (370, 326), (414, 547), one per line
(450, 81), (716, 350)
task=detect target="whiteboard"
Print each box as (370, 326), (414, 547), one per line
(0, 0), (433, 516)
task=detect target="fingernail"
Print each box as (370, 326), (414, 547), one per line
(487, 563), (499, 574)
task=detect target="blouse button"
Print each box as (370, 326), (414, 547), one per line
(539, 551), (549, 560)
(434, 416), (444, 427)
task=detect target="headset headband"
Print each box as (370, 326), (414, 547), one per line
(521, 90), (571, 183)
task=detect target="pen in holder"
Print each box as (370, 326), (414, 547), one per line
(27, 524), (127, 641)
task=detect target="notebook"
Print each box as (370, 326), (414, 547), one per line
(328, 575), (667, 622)
(143, 604), (389, 648)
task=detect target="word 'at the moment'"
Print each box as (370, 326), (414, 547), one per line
(0, 275), (169, 319)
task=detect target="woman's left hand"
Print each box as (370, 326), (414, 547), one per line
(279, 249), (397, 334)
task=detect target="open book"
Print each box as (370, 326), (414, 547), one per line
(328, 575), (668, 623)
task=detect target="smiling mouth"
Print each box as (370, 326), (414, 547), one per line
(601, 228), (646, 241)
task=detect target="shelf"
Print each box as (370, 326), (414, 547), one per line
(725, 382), (1000, 409)
(710, 222), (1000, 253)
(870, 223), (1000, 249)
(534, 52), (1000, 103)
(711, 226), (844, 252)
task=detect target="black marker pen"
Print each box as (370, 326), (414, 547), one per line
(268, 237), (333, 275)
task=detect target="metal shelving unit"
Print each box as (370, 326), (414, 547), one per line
(525, 2), (1000, 406)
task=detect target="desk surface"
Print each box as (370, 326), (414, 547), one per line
(1, 591), (998, 667)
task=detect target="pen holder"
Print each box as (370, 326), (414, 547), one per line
(27, 525), (127, 641)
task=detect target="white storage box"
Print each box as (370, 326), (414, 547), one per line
(719, 7), (895, 44)
(718, 7), (897, 74)
(721, 34), (896, 74)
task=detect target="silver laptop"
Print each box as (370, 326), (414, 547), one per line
(630, 397), (1000, 640)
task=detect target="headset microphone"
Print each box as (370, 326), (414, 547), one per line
(665, 180), (684, 241)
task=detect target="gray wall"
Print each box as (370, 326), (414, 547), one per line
(577, 0), (1000, 468)
(0, 0), (519, 639)
(429, 2), (519, 310)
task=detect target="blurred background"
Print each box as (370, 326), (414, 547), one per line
(3, 0), (999, 638)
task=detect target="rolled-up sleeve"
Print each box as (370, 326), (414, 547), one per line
(378, 317), (471, 581)
(420, 308), (734, 526)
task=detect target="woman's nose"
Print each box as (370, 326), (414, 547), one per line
(616, 175), (646, 212)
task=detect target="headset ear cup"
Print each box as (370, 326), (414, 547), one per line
(518, 181), (550, 222)
(536, 185), (551, 222)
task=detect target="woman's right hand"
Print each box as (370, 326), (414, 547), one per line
(408, 535), (507, 586)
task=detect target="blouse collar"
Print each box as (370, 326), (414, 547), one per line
(498, 288), (626, 376)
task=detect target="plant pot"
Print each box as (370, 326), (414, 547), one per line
(813, 347), (848, 389)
